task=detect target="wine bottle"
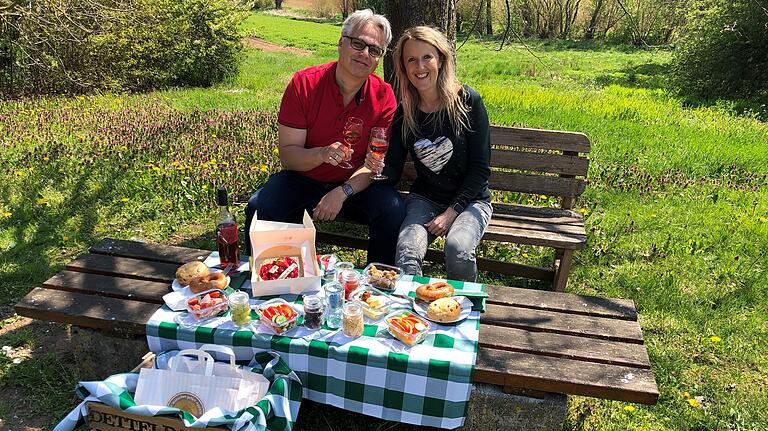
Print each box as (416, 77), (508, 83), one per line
(216, 187), (240, 270)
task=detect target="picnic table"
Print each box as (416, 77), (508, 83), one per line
(15, 238), (659, 425)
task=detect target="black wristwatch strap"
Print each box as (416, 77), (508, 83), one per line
(451, 202), (464, 213)
(341, 183), (355, 197)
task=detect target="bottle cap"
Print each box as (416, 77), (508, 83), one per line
(217, 187), (228, 206)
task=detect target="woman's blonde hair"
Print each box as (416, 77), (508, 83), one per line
(393, 26), (471, 139)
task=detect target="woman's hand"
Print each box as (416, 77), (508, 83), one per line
(364, 151), (385, 173)
(323, 142), (352, 166)
(425, 207), (459, 237)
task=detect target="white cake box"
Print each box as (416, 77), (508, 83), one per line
(249, 210), (321, 296)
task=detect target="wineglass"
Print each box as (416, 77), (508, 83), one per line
(339, 117), (363, 169)
(368, 127), (389, 180)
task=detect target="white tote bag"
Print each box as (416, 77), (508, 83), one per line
(134, 345), (269, 418)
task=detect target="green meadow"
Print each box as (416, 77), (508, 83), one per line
(1, 12), (767, 430)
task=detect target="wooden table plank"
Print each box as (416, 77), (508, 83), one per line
(15, 287), (157, 334)
(43, 270), (169, 304)
(91, 238), (210, 265)
(474, 347), (659, 404)
(481, 303), (644, 343)
(484, 284), (638, 320)
(66, 254), (178, 283)
(479, 324), (650, 368)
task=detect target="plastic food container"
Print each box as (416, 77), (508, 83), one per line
(349, 286), (392, 321)
(385, 310), (431, 346)
(256, 298), (301, 334)
(363, 263), (403, 291)
(185, 289), (229, 320)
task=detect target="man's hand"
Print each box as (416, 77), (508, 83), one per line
(323, 142), (353, 166)
(313, 187), (347, 221)
(425, 207), (459, 237)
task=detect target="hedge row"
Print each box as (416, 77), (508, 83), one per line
(0, 0), (246, 97)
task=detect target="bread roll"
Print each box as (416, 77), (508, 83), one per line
(415, 282), (454, 301)
(176, 261), (210, 286)
(427, 297), (461, 322)
(189, 272), (229, 293)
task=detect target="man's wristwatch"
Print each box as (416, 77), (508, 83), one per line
(341, 183), (355, 198)
(451, 202), (464, 213)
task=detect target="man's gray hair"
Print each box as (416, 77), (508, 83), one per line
(341, 9), (392, 48)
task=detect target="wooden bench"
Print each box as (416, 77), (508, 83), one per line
(15, 238), (658, 406)
(317, 125), (591, 292)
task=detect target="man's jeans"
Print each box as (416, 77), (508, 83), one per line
(244, 170), (406, 265)
(396, 194), (492, 282)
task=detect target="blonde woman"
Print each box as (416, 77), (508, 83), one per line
(368, 26), (492, 281)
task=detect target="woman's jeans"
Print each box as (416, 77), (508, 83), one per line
(396, 194), (493, 282)
(244, 170), (406, 265)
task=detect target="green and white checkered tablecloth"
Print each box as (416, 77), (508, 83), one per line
(147, 259), (483, 429)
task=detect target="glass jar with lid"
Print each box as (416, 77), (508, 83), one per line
(302, 294), (324, 330)
(229, 291), (251, 327)
(340, 269), (360, 301)
(342, 301), (364, 338)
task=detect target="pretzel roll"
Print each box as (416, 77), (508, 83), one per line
(189, 271), (229, 294)
(415, 282), (454, 302)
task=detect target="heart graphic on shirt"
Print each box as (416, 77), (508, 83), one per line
(413, 136), (453, 173)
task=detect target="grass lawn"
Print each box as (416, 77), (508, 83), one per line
(1, 11), (767, 430)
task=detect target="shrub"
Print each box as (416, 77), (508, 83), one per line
(671, 0), (768, 100)
(241, 0), (275, 11)
(0, 0), (246, 97)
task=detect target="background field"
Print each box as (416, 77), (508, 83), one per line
(0, 12), (767, 430)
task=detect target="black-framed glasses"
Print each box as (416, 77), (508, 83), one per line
(342, 35), (385, 58)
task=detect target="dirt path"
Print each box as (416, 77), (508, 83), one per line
(282, 0), (317, 9)
(242, 37), (312, 56)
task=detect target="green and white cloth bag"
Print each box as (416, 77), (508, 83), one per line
(53, 350), (303, 431)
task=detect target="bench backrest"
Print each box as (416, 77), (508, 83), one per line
(400, 126), (591, 210)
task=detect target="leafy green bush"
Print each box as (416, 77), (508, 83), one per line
(0, 0), (246, 97)
(241, 0), (275, 11)
(671, 0), (768, 100)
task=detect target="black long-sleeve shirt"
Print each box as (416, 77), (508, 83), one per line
(384, 85), (491, 210)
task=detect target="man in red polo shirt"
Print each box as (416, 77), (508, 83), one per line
(245, 9), (405, 265)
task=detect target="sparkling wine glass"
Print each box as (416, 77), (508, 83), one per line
(339, 116), (363, 169)
(368, 127), (389, 180)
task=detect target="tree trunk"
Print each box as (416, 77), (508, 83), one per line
(384, 0), (456, 84)
(520, 0), (534, 37)
(485, 0), (493, 35)
(274, 0), (283, 9)
(584, 0), (604, 40)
